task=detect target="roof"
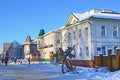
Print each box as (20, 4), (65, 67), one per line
(25, 35), (31, 42)
(38, 29), (45, 36)
(72, 9), (120, 22)
(24, 35), (37, 45)
(72, 13), (120, 21)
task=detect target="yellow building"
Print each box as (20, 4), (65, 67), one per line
(37, 30), (61, 62)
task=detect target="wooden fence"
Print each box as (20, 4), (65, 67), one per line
(94, 49), (120, 71)
(26, 57), (39, 62)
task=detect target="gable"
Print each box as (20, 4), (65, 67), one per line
(66, 13), (79, 27)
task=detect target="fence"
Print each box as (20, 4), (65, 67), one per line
(26, 57), (39, 62)
(94, 49), (120, 71)
(49, 49), (120, 71)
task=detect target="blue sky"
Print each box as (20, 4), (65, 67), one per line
(0, 0), (120, 52)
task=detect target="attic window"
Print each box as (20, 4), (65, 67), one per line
(73, 20), (76, 23)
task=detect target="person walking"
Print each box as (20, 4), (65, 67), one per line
(5, 56), (8, 66)
(14, 57), (17, 64)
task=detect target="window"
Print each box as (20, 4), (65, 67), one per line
(73, 20), (76, 23)
(86, 47), (89, 56)
(73, 31), (76, 39)
(38, 41), (40, 48)
(79, 29), (82, 38)
(97, 47), (101, 51)
(56, 35), (60, 43)
(80, 47), (82, 56)
(64, 33), (67, 41)
(26, 46), (29, 51)
(113, 26), (118, 37)
(102, 46), (106, 55)
(56, 38), (60, 43)
(68, 32), (71, 41)
(85, 27), (88, 36)
(118, 27), (120, 36)
(101, 26), (106, 37)
(114, 46), (118, 54)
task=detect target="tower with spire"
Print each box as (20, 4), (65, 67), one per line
(23, 35), (38, 61)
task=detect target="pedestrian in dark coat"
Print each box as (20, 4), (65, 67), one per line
(14, 57), (17, 64)
(5, 57), (8, 66)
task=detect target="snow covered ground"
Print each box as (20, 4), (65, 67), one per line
(17, 61), (120, 80)
(1, 61), (120, 80)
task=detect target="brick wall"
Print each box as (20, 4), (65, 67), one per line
(70, 60), (94, 68)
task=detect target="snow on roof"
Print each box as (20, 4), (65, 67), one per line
(92, 13), (120, 20)
(23, 42), (37, 45)
(31, 39), (37, 44)
(73, 10), (120, 21)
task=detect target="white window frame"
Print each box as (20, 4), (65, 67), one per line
(101, 26), (106, 37)
(85, 27), (88, 37)
(102, 46), (106, 55)
(114, 46), (118, 54)
(79, 29), (82, 38)
(38, 41), (40, 48)
(64, 33), (67, 41)
(118, 27), (120, 36)
(86, 47), (89, 56)
(113, 26), (118, 37)
(73, 31), (76, 39)
(68, 32), (71, 42)
(80, 47), (82, 56)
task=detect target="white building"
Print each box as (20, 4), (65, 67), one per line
(60, 9), (120, 66)
(37, 9), (120, 66)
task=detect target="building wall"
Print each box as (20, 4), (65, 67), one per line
(61, 21), (92, 60)
(60, 18), (120, 61)
(91, 19), (120, 57)
(24, 43), (37, 59)
(61, 28), (68, 51)
(37, 31), (61, 62)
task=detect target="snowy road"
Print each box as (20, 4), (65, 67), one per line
(0, 63), (59, 80)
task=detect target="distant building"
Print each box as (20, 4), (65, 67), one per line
(1, 43), (11, 57)
(10, 41), (24, 59)
(1, 41), (24, 59)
